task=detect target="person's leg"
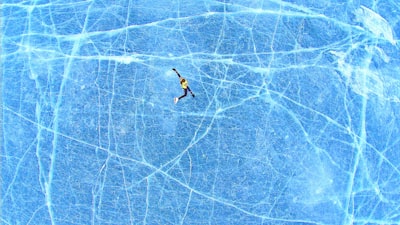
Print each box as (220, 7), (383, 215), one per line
(178, 88), (188, 100)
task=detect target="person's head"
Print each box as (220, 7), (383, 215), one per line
(180, 78), (186, 83)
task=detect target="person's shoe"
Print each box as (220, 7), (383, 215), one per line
(174, 97), (179, 104)
(191, 93), (195, 97)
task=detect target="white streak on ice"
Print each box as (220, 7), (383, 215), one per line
(354, 6), (396, 45)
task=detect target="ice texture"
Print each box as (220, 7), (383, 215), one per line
(1, 1), (400, 224)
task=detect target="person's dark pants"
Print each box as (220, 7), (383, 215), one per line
(178, 87), (192, 100)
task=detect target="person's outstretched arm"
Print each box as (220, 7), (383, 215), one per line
(187, 86), (195, 97)
(172, 68), (181, 77)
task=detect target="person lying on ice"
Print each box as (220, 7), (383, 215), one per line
(172, 68), (195, 104)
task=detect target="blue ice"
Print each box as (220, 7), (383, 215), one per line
(1, 1), (400, 224)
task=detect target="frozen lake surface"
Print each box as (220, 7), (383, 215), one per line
(2, 1), (400, 224)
